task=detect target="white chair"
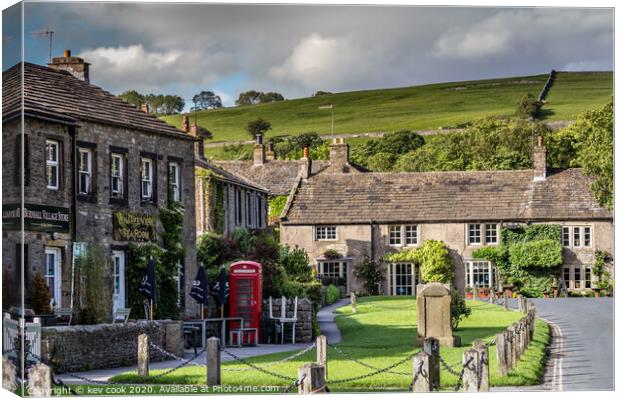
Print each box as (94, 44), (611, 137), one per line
(269, 296), (298, 344)
(112, 308), (131, 324)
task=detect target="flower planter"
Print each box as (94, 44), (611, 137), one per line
(593, 288), (601, 298)
(465, 292), (473, 299)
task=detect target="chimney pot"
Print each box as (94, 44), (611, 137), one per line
(181, 114), (190, 132)
(48, 49), (90, 83)
(254, 135), (265, 165)
(64, 49), (71, 57)
(256, 134), (263, 145)
(303, 146), (310, 158)
(329, 139), (350, 173)
(533, 135), (547, 181)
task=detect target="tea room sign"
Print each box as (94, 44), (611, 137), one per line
(113, 211), (157, 242)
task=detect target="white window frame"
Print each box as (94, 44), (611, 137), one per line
(315, 226), (337, 241)
(46, 140), (60, 190)
(405, 225), (419, 246)
(168, 161), (181, 202)
(484, 223), (498, 244)
(111, 153), (124, 198)
(467, 224), (482, 245)
(77, 148), (92, 195)
(389, 262), (417, 296)
(562, 226), (593, 248)
(388, 225), (402, 246)
(111, 251), (126, 314)
(44, 247), (62, 307)
(141, 157), (154, 200)
(318, 260), (348, 292)
(465, 260), (495, 288)
(388, 225), (419, 247)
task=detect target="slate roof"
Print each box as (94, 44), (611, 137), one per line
(196, 158), (268, 192)
(281, 168), (612, 225)
(2, 62), (195, 141)
(216, 160), (332, 196)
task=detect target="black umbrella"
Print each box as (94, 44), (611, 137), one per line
(138, 257), (156, 319)
(190, 264), (209, 318)
(211, 266), (230, 317)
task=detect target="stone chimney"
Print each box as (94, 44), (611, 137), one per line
(254, 134), (265, 166)
(329, 138), (351, 173)
(181, 114), (190, 133)
(300, 146), (312, 179)
(140, 103), (149, 113)
(533, 135), (547, 181)
(48, 49), (90, 83)
(265, 139), (277, 161)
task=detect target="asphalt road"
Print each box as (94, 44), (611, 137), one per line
(530, 298), (614, 391)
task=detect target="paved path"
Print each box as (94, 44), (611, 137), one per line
(531, 298), (614, 391)
(317, 298), (349, 343)
(57, 343), (313, 384)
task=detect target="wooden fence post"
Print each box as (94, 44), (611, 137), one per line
(412, 351), (432, 392)
(503, 295), (509, 310)
(519, 321), (527, 357)
(27, 363), (51, 398)
(207, 337), (221, 386)
(507, 325), (517, 366)
(138, 333), (149, 377)
(423, 337), (440, 391)
(473, 286), (478, 301)
(298, 363), (326, 394)
(461, 348), (480, 392)
(316, 335), (328, 378)
(529, 311), (536, 340)
(495, 332), (508, 377)
(350, 292), (357, 314)
(489, 289), (496, 304)
(473, 340), (490, 392)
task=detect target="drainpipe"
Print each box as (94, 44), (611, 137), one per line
(69, 124), (77, 312)
(370, 219), (376, 261)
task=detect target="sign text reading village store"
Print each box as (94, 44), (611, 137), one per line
(2, 203), (70, 233)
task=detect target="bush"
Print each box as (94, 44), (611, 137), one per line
(450, 290), (471, 330)
(509, 240), (563, 268)
(231, 228), (257, 254)
(516, 93), (541, 119)
(326, 284), (340, 304)
(413, 240), (453, 283)
(31, 272), (51, 315)
(279, 246), (312, 282)
(197, 232), (226, 268)
(353, 256), (383, 295)
(74, 243), (113, 324)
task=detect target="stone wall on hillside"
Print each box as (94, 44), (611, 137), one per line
(261, 298), (314, 344)
(41, 320), (183, 372)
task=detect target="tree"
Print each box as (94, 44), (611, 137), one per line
(145, 93), (164, 114)
(353, 256), (384, 295)
(31, 272), (52, 315)
(236, 90), (262, 106)
(193, 91), (223, 110)
(118, 90), (145, 109)
(259, 92), (284, 103)
(313, 91), (332, 97)
(516, 93), (541, 119)
(367, 152), (396, 171)
(160, 95), (185, 115)
(350, 130), (424, 168)
(245, 117), (272, 139)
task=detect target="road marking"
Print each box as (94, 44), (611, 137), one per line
(538, 316), (564, 391)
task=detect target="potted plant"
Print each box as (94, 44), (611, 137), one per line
(465, 286), (473, 299)
(323, 249), (341, 260)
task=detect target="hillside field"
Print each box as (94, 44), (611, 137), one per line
(162, 71), (612, 145)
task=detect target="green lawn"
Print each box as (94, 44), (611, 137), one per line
(107, 297), (549, 392)
(162, 72), (611, 143)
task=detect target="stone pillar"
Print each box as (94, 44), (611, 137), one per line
(207, 337), (221, 386)
(316, 335), (327, 378)
(412, 351), (434, 392)
(350, 292), (357, 314)
(27, 363), (52, 398)
(422, 337), (440, 390)
(298, 363), (326, 394)
(461, 348), (480, 392)
(2, 356), (17, 393)
(495, 332), (509, 377)
(503, 295), (510, 310)
(489, 289), (496, 304)
(472, 340), (490, 391)
(416, 283), (460, 347)
(138, 334), (149, 377)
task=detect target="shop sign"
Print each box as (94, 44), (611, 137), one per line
(2, 203), (70, 233)
(113, 211), (157, 242)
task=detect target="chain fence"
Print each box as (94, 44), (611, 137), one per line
(226, 342), (316, 372)
(327, 343), (410, 376)
(220, 346), (296, 382)
(326, 351), (418, 385)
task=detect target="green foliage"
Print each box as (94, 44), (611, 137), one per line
(158, 202), (185, 319)
(236, 90), (284, 105)
(353, 256), (384, 295)
(118, 90), (184, 114)
(593, 250), (614, 293)
(31, 272), (51, 315)
(515, 93), (541, 119)
(74, 243), (113, 324)
(268, 196), (288, 223)
(351, 130), (424, 169)
(450, 290), (471, 330)
(245, 117), (272, 139)
(367, 152), (396, 171)
(278, 246), (312, 282)
(508, 240), (563, 268)
(326, 284), (340, 305)
(126, 243), (165, 319)
(197, 232), (226, 268)
(192, 91), (222, 110)
(274, 132), (326, 160)
(231, 228), (257, 254)
(415, 240), (453, 283)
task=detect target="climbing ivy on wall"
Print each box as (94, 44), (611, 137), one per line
(473, 224), (563, 298)
(268, 195), (288, 224)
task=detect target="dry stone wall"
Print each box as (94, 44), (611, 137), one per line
(261, 298), (314, 343)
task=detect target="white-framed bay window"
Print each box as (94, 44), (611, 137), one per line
(318, 260), (348, 290)
(46, 140), (60, 190)
(467, 223), (499, 245)
(315, 226), (337, 241)
(77, 147), (93, 195)
(141, 157), (154, 200)
(465, 260), (496, 288)
(562, 226), (592, 248)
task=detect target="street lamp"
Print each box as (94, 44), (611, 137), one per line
(318, 104), (334, 137)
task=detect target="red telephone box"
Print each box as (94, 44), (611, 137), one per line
(229, 261), (262, 345)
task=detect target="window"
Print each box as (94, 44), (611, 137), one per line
(318, 261), (348, 289)
(44, 247), (62, 307)
(465, 261), (495, 288)
(405, 225), (418, 246)
(315, 226), (337, 241)
(389, 225), (402, 246)
(46, 140), (60, 190)
(246, 192), (252, 226)
(141, 158), (154, 200)
(574, 267), (581, 289)
(585, 267), (592, 289)
(485, 224), (498, 244)
(168, 162), (181, 202)
(235, 189), (242, 224)
(468, 224), (481, 245)
(563, 226), (592, 248)
(390, 263), (417, 296)
(77, 148), (92, 195)
(111, 251), (126, 314)
(256, 196), (263, 227)
(111, 153), (124, 198)
(563, 267), (570, 287)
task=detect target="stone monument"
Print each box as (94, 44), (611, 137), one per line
(416, 282), (461, 347)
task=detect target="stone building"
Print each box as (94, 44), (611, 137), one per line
(2, 52), (199, 317)
(277, 138), (613, 295)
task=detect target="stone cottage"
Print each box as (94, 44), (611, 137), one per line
(277, 138), (613, 295)
(2, 52), (199, 317)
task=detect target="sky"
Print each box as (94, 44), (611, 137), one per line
(2, 2), (614, 109)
